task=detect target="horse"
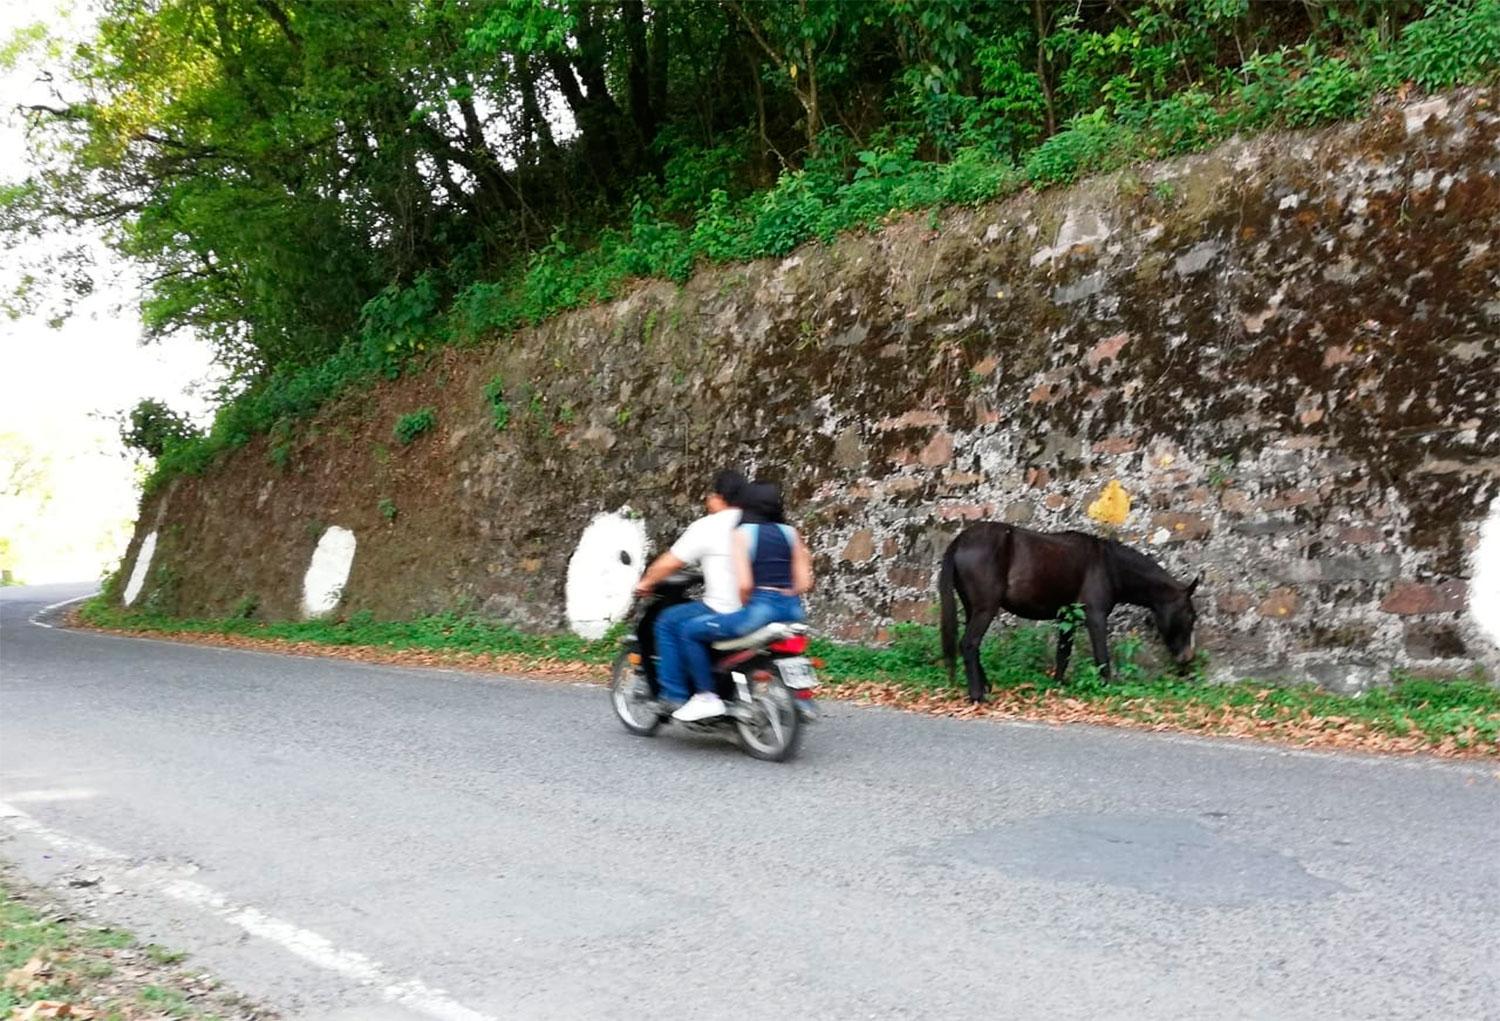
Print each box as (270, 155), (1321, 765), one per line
(938, 522), (1201, 702)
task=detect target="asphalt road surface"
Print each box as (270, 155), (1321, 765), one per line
(2, 583), (1497, 1020)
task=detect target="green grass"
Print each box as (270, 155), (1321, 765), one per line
(79, 599), (1498, 752)
(145, 943), (188, 966)
(81, 926), (134, 950)
(0, 893), (77, 1014)
(140, 984), (193, 1014)
(0, 881), (229, 1019)
(83, 600), (618, 666)
(808, 621), (1498, 749)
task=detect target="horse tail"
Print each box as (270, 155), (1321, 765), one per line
(939, 539), (959, 688)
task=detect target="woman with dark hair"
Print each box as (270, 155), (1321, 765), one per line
(672, 480), (815, 721)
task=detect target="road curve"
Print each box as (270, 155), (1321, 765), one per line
(1, 584), (1496, 1020)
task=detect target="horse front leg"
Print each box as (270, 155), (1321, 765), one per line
(1054, 626), (1073, 681)
(1085, 606), (1112, 682)
(960, 607), (999, 703)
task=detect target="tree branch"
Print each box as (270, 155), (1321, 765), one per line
(253, 0), (300, 50)
(727, 0), (787, 72)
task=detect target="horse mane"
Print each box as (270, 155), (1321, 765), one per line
(1102, 538), (1178, 588)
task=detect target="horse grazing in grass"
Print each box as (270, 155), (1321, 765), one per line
(938, 522), (1201, 702)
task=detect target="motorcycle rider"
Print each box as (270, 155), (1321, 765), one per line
(673, 480), (814, 721)
(633, 469), (747, 708)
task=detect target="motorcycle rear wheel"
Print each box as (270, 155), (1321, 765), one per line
(610, 650), (663, 736)
(734, 677), (802, 762)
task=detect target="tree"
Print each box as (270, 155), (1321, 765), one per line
(120, 399), (199, 459)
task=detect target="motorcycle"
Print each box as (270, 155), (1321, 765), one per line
(609, 570), (820, 762)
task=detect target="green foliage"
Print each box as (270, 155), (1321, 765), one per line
(11, 0), (1496, 496)
(378, 498), (398, 523)
(120, 399), (199, 460)
(1376, 0), (1500, 89)
(393, 407), (436, 445)
(1207, 456), (1235, 490)
(1056, 603), (1086, 638)
(1024, 110), (1136, 186)
(140, 562), (179, 617)
(1284, 53), (1370, 126)
(360, 273), (442, 379)
(483, 375), (510, 431)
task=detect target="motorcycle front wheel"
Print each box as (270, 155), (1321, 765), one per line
(610, 649), (663, 736)
(735, 677), (802, 762)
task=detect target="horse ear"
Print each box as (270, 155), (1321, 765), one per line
(1186, 574), (1202, 597)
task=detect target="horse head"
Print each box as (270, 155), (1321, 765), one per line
(1154, 574), (1201, 667)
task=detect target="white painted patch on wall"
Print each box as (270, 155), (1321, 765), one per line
(122, 531), (158, 606)
(565, 510), (647, 639)
(302, 526), (356, 619)
(1469, 496), (1500, 649)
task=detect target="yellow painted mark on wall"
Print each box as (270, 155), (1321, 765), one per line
(1088, 479), (1131, 526)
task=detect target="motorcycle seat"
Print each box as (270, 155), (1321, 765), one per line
(711, 621), (808, 651)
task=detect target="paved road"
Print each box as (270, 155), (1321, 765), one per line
(1, 584), (1497, 1020)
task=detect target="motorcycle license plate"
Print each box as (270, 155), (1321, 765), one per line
(778, 657), (818, 689)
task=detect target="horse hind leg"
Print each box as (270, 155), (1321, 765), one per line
(959, 605), (999, 703)
(1055, 626), (1074, 681)
(1085, 606), (1113, 681)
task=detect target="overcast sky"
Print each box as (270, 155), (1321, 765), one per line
(0, 2), (219, 583)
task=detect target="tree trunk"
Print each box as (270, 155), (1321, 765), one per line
(1033, 0), (1057, 139)
(747, 41), (773, 184)
(648, 4), (669, 130)
(796, 0), (821, 154)
(515, 53), (558, 170)
(623, 0), (658, 163)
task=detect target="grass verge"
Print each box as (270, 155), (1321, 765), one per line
(75, 600), (1498, 759)
(0, 870), (267, 1020)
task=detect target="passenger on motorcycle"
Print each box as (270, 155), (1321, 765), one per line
(632, 469), (747, 708)
(673, 481), (815, 722)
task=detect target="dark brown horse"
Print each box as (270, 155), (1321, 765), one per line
(939, 522), (1201, 702)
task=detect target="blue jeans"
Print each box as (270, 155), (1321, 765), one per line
(679, 591), (805, 695)
(653, 601), (715, 703)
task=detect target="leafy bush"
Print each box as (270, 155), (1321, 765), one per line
(120, 399), (199, 459)
(1023, 110), (1135, 185)
(360, 272), (442, 379)
(1376, 0), (1500, 89)
(1284, 53), (1370, 126)
(483, 376), (510, 431)
(393, 407), (436, 444)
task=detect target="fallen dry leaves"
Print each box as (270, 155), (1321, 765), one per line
(830, 681), (1496, 759)
(4, 957), (54, 996)
(71, 614), (1497, 760)
(10, 1002), (97, 1020)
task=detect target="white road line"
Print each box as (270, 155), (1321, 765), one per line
(2, 788), (101, 803)
(28, 591), (100, 629)
(0, 801), (497, 1021)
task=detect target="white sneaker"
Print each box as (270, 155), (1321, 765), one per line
(672, 693), (726, 722)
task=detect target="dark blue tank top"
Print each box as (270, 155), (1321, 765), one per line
(742, 524), (796, 590)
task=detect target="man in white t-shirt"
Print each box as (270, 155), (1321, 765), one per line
(633, 469), (746, 713)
